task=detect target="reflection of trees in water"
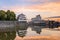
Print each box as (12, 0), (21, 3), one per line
(0, 32), (16, 40)
(31, 26), (42, 34)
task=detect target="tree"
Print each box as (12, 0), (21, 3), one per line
(9, 11), (16, 20)
(0, 10), (16, 21)
(6, 10), (16, 21)
(0, 10), (6, 20)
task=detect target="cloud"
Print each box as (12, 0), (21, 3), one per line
(1, 2), (60, 14)
(0, 0), (60, 19)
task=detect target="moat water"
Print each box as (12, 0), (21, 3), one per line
(0, 26), (60, 40)
(16, 27), (60, 37)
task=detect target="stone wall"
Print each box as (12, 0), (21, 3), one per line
(0, 21), (17, 32)
(0, 21), (28, 32)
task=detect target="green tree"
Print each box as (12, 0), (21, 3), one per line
(0, 10), (16, 21)
(9, 11), (16, 20)
(0, 10), (6, 20)
(6, 10), (11, 20)
(6, 10), (16, 21)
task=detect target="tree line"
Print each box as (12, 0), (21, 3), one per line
(0, 10), (16, 21)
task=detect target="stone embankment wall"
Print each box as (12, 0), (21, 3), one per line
(0, 21), (17, 32)
(0, 21), (28, 32)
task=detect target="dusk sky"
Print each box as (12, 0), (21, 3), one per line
(0, 0), (60, 19)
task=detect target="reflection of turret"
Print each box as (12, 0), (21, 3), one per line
(36, 30), (41, 34)
(18, 30), (27, 37)
(32, 26), (42, 34)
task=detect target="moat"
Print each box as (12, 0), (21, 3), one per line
(0, 25), (60, 40)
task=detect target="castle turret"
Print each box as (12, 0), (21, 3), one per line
(17, 13), (26, 21)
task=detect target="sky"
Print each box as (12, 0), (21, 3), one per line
(0, 0), (60, 19)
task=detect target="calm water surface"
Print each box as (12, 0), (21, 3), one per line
(16, 27), (60, 37)
(1, 26), (59, 40)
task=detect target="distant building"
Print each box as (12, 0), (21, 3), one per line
(36, 15), (41, 20)
(31, 15), (41, 23)
(32, 15), (41, 21)
(31, 15), (46, 26)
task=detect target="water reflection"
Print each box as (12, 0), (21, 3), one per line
(17, 30), (27, 37)
(17, 25), (42, 38)
(0, 25), (45, 40)
(0, 32), (16, 40)
(0, 26), (59, 40)
(31, 26), (42, 34)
